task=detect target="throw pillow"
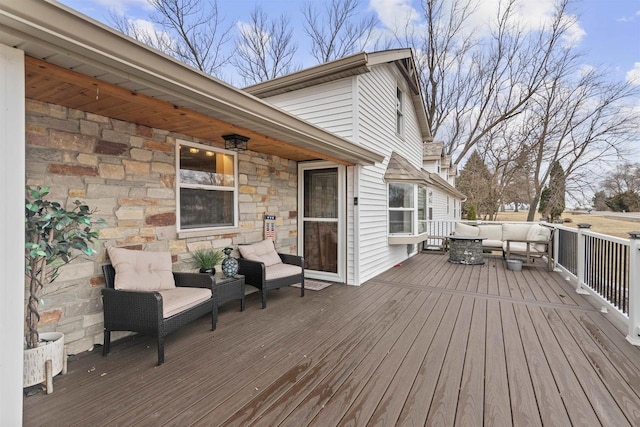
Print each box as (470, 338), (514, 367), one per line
(108, 247), (175, 291)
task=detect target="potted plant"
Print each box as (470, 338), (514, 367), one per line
(24, 185), (101, 393)
(189, 248), (223, 274)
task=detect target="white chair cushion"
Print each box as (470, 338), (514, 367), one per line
(238, 239), (282, 267)
(265, 263), (302, 281)
(454, 222), (480, 237)
(158, 287), (212, 318)
(502, 223), (531, 241)
(108, 247), (175, 291)
(526, 225), (551, 252)
(482, 239), (503, 249)
(478, 224), (503, 241)
(503, 241), (545, 254)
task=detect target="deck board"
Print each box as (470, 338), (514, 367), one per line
(23, 253), (640, 427)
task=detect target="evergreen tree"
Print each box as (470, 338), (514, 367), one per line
(456, 151), (497, 219)
(539, 161), (565, 221)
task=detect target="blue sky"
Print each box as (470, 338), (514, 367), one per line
(58, 0), (640, 87)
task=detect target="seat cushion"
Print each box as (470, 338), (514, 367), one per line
(158, 287), (212, 318)
(238, 239), (282, 267)
(265, 263), (302, 281)
(478, 224), (503, 241)
(454, 222), (480, 237)
(482, 239), (503, 249)
(108, 247), (175, 291)
(503, 241), (545, 254)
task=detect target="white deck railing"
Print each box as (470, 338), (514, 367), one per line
(423, 220), (640, 345)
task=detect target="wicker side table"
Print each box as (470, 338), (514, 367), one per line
(214, 273), (245, 311)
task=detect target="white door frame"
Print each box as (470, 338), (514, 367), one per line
(298, 161), (346, 283)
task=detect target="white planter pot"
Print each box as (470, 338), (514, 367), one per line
(23, 332), (66, 393)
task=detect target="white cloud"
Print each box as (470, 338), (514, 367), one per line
(369, 0), (420, 31)
(94, 0), (153, 16)
(578, 64), (596, 78)
(618, 10), (640, 22)
(560, 14), (586, 48)
(370, 0), (585, 46)
(626, 62), (640, 86)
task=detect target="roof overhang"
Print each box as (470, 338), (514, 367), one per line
(0, 0), (384, 166)
(384, 152), (466, 199)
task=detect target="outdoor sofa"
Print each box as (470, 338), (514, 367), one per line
(453, 222), (554, 270)
(101, 247), (217, 365)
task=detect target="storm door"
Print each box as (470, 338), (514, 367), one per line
(299, 162), (345, 282)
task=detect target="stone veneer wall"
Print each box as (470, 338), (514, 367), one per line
(25, 99), (298, 355)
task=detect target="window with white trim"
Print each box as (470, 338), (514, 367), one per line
(176, 140), (237, 231)
(418, 186), (427, 233)
(389, 183), (429, 235)
(396, 87), (404, 136)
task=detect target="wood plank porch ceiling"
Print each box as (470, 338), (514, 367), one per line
(24, 56), (347, 164)
(23, 254), (640, 426)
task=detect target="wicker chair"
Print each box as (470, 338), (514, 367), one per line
(237, 241), (304, 309)
(101, 265), (217, 365)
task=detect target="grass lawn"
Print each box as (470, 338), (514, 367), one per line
(494, 211), (638, 239)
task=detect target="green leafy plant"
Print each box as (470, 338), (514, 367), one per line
(189, 248), (223, 271)
(466, 205), (477, 220)
(25, 186), (102, 349)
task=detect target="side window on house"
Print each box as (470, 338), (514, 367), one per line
(177, 140), (237, 230)
(418, 186), (427, 233)
(396, 87), (404, 136)
(389, 183), (413, 234)
(388, 183), (429, 235)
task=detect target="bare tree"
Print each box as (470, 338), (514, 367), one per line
(302, 0), (379, 63)
(601, 163), (640, 195)
(393, 0), (583, 165)
(516, 61), (637, 220)
(233, 6), (299, 85)
(110, 0), (233, 77)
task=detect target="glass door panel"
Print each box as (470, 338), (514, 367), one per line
(300, 165), (344, 281)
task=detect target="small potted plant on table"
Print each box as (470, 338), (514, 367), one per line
(189, 248), (223, 275)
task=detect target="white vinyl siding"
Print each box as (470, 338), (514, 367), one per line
(355, 65), (424, 283)
(261, 79), (355, 140)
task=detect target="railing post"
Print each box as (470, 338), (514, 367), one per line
(627, 231), (640, 345)
(552, 224), (560, 271)
(576, 223), (591, 295)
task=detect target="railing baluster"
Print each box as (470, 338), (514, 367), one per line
(627, 232), (640, 345)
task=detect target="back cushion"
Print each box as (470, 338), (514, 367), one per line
(108, 247), (175, 291)
(527, 225), (552, 252)
(526, 224), (551, 242)
(238, 239), (282, 267)
(454, 222), (480, 237)
(502, 223), (531, 241)
(478, 224), (503, 241)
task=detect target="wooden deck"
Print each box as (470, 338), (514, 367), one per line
(24, 253), (640, 426)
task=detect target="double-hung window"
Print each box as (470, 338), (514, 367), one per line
(389, 183), (430, 235)
(396, 87), (404, 136)
(388, 183), (414, 234)
(176, 140), (237, 231)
